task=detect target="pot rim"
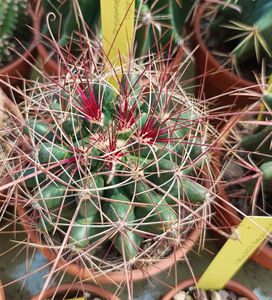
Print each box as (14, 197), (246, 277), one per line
(30, 283), (120, 300)
(161, 276), (259, 300)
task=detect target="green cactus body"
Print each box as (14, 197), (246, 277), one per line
(58, 165), (80, 183)
(241, 126), (272, 159)
(104, 193), (142, 259)
(78, 175), (105, 217)
(133, 182), (177, 234)
(259, 161), (272, 196)
(0, 0), (27, 63)
(20, 167), (47, 188)
(24, 120), (56, 141)
(38, 200), (76, 233)
(38, 142), (72, 164)
(37, 182), (70, 210)
(69, 214), (101, 249)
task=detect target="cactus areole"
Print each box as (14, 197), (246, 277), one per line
(15, 55), (212, 280)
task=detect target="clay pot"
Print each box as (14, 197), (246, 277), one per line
(30, 283), (120, 300)
(0, 280), (5, 300)
(0, 6), (40, 96)
(212, 109), (272, 270)
(17, 202), (201, 284)
(161, 277), (258, 300)
(191, 2), (261, 112)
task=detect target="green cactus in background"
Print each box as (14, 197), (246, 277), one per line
(0, 0), (28, 64)
(210, 0), (272, 66)
(11, 47), (213, 269)
(42, 0), (197, 56)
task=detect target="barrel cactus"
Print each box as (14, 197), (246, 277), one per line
(0, 0), (28, 65)
(5, 41), (215, 279)
(42, 0), (196, 56)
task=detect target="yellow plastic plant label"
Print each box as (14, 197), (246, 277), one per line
(100, 0), (135, 89)
(197, 216), (272, 290)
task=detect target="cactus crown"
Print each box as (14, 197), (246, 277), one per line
(209, 0), (272, 69)
(9, 45), (213, 273)
(0, 0), (27, 64)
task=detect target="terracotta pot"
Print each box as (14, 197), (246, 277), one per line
(17, 202), (201, 284)
(0, 6), (40, 96)
(161, 277), (259, 300)
(0, 88), (24, 206)
(0, 280), (5, 300)
(191, 2), (261, 112)
(30, 283), (120, 300)
(212, 109), (272, 270)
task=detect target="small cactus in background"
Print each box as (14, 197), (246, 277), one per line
(5, 39), (214, 275)
(209, 0), (272, 68)
(42, 0), (197, 56)
(0, 0), (28, 65)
